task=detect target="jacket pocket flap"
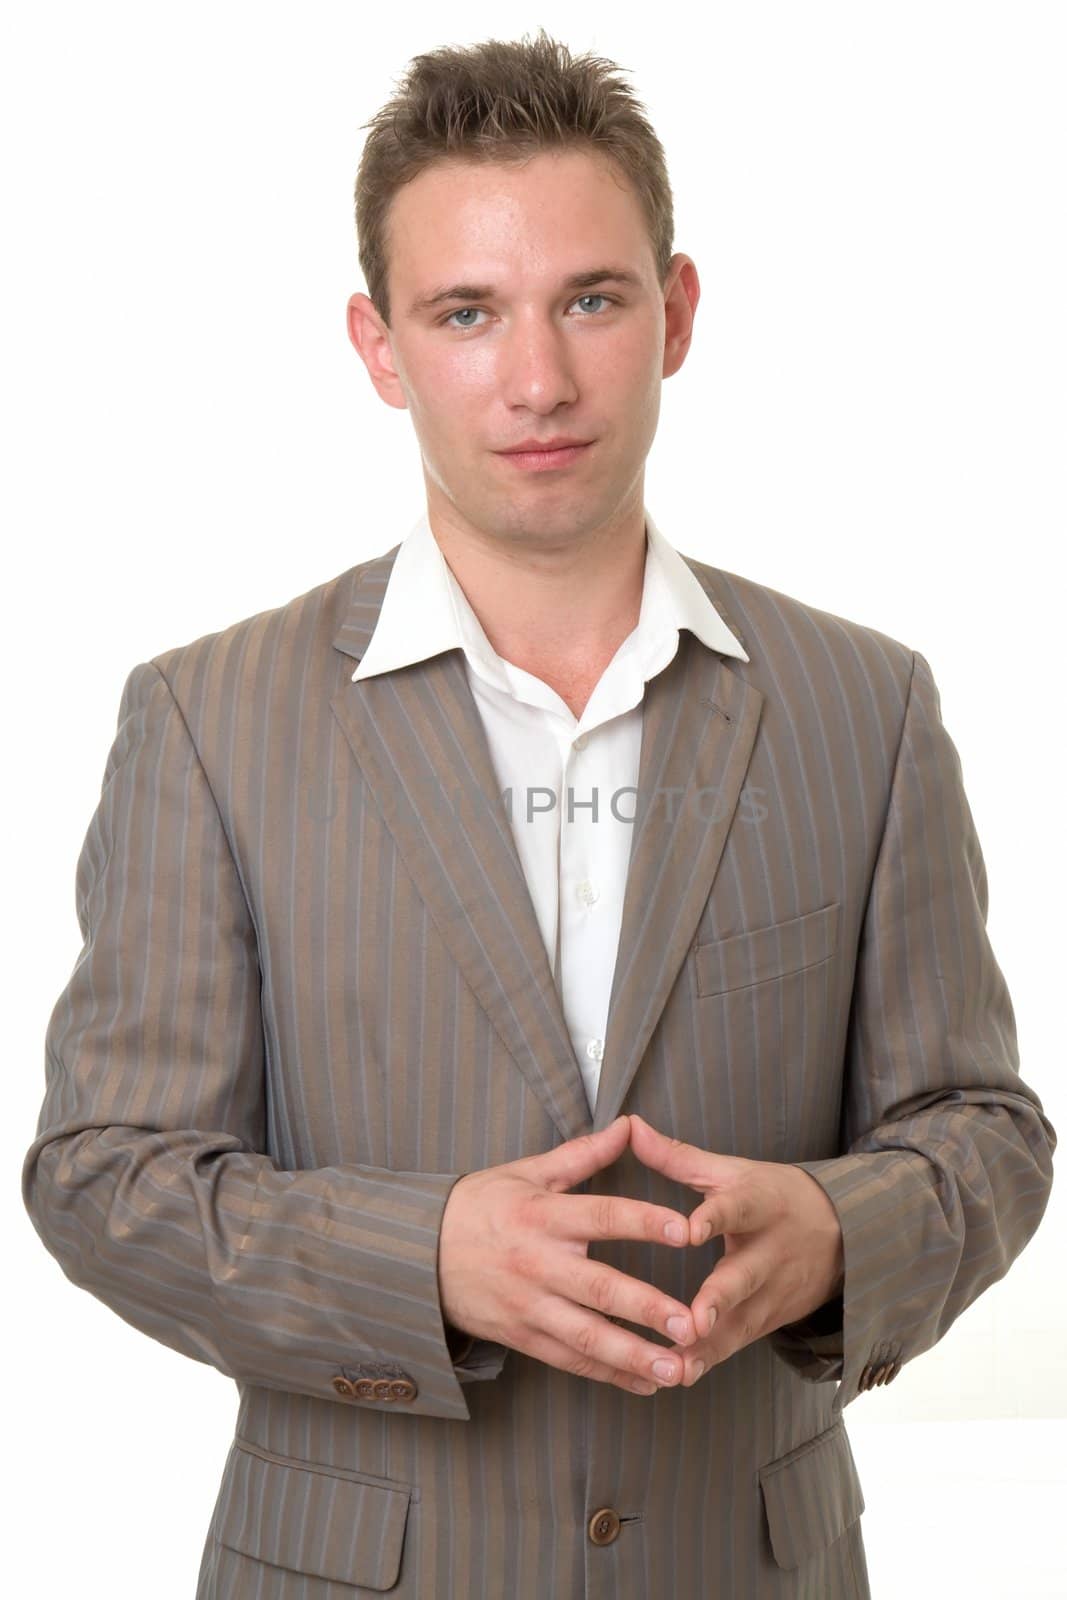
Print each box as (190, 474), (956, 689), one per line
(758, 1419), (864, 1569)
(215, 1440), (412, 1590)
(695, 900), (839, 996)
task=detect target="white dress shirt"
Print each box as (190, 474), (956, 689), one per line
(352, 509), (748, 1114)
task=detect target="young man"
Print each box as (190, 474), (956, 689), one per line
(23, 29), (1055, 1600)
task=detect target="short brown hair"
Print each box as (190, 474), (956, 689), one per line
(354, 28), (675, 328)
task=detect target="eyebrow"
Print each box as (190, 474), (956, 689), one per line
(408, 267), (644, 318)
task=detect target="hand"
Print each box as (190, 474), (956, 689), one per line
(627, 1114), (844, 1387)
(438, 1115), (701, 1397)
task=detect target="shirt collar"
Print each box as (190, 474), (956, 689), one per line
(351, 508), (749, 685)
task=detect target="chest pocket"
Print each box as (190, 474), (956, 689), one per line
(694, 901), (839, 997)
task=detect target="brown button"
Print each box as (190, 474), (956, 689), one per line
(371, 1379), (395, 1401)
(331, 1376), (355, 1398)
(389, 1379), (418, 1401)
(353, 1378), (375, 1398)
(588, 1507), (621, 1546)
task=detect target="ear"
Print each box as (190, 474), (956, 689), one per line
(661, 254), (700, 380)
(347, 291), (409, 412)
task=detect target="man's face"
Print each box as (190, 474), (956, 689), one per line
(348, 147), (698, 550)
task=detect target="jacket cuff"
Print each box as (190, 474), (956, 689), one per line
(767, 1152), (930, 1404)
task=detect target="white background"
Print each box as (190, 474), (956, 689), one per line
(4, 3), (1065, 1595)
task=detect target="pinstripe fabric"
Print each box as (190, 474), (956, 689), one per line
(23, 543), (1056, 1598)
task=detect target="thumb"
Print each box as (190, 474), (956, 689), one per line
(520, 1115), (631, 1193)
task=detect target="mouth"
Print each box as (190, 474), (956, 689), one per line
(494, 440), (595, 473)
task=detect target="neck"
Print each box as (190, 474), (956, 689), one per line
(426, 503), (648, 680)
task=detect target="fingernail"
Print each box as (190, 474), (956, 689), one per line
(664, 1222), (685, 1243)
(653, 1359), (678, 1382)
(666, 1315), (690, 1341)
(690, 1361), (705, 1381)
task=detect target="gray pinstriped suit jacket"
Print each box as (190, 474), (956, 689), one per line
(23, 540), (1056, 1597)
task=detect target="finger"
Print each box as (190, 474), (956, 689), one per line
(688, 1280), (780, 1369)
(549, 1256), (697, 1347)
(626, 1113), (740, 1192)
(662, 1275), (779, 1383)
(536, 1294), (690, 1390)
(687, 1182), (768, 1245)
(519, 1321), (660, 1397)
(555, 1189), (692, 1248)
(660, 1335), (713, 1388)
(690, 1243), (775, 1337)
(519, 1117), (631, 1191)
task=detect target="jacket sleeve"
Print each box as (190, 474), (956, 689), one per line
(22, 660), (507, 1423)
(767, 648), (1056, 1411)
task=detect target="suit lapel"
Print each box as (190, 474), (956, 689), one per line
(591, 632), (763, 1128)
(330, 547), (763, 1143)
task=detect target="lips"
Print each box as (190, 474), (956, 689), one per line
(494, 439), (595, 472)
(498, 438), (591, 453)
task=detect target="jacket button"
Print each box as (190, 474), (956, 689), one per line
(331, 1376), (355, 1398)
(588, 1507), (621, 1545)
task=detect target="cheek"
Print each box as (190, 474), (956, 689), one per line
(411, 350), (495, 426)
(585, 334), (660, 407)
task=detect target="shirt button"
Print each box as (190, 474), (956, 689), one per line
(586, 1038), (604, 1061)
(572, 733), (587, 751)
(576, 879), (600, 906)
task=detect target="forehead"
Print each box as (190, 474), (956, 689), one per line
(386, 148), (649, 286)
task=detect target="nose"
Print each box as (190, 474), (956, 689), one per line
(500, 312), (580, 413)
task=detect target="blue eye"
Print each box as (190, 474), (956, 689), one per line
(441, 293), (614, 329)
